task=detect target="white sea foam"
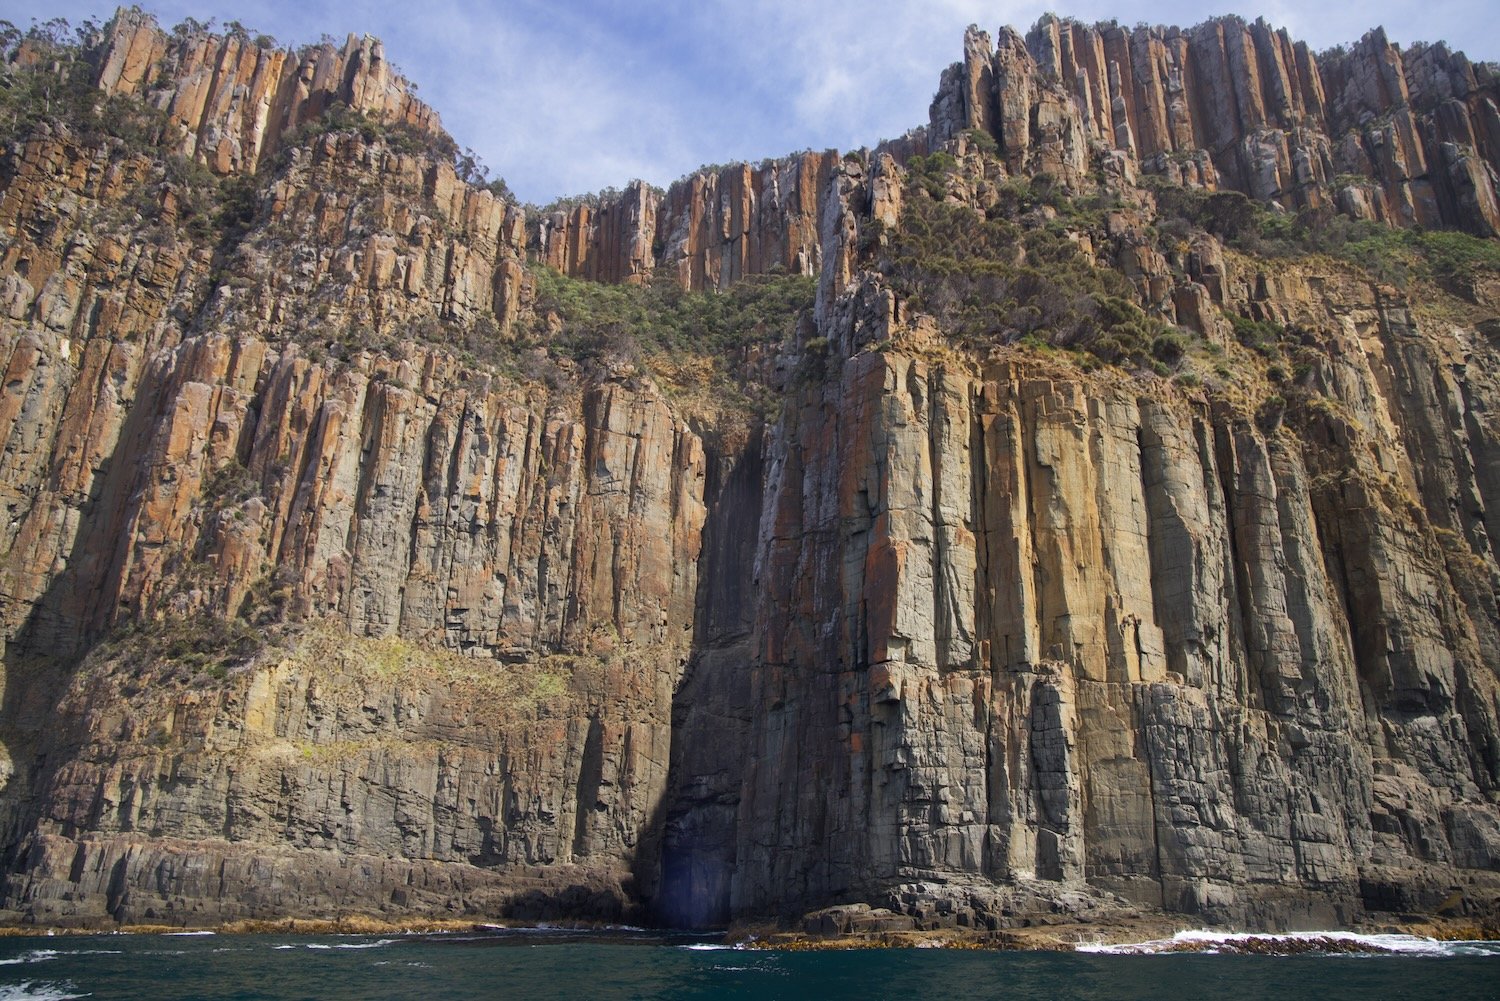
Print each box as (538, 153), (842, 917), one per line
(165, 931), (215, 937)
(0, 954), (59, 968)
(302, 939), (398, 951)
(0, 952), (114, 969)
(1076, 929), (1500, 956)
(678, 943), (736, 951)
(0, 982), (88, 1000)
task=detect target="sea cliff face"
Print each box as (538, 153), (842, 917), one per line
(0, 8), (1495, 932)
(717, 280), (1500, 929)
(927, 17), (1500, 235)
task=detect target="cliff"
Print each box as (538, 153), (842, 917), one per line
(930, 16), (1500, 235)
(92, 7), (441, 175)
(0, 8), (1495, 935)
(534, 12), (1500, 294)
(533, 152), (837, 291)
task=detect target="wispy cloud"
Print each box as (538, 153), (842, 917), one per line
(9, 0), (1500, 202)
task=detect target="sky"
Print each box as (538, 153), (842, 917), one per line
(3, 0), (1497, 204)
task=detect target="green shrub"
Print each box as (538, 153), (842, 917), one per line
(1148, 175), (1500, 291)
(1151, 330), (1188, 365)
(202, 460), (258, 506)
(508, 266), (814, 417)
(0, 16), (168, 150)
(961, 128), (998, 156)
(523, 267), (814, 363)
(1230, 314), (1286, 356)
(879, 176), (1194, 371)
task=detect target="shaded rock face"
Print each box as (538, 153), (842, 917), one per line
(929, 17), (1500, 235)
(0, 8), (1496, 934)
(6, 629), (683, 926)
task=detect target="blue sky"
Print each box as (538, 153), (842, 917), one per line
(4, 0), (1497, 204)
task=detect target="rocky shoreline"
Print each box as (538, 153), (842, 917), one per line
(0, 910), (1493, 957)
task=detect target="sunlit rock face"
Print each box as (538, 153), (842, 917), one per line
(928, 16), (1500, 236)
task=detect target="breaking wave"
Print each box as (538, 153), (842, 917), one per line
(0, 954), (59, 969)
(0, 983), (87, 1000)
(300, 939), (399, 951)
(0, 950), (119, 967)
(1076, 930), (1500, 956)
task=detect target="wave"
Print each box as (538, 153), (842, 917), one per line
(1076, 930), (1500, 957)
(301, 939), (398, 951)
(0, 950), (121, 968)
(0, 954), (59, 968)
(678, 944), (736, 951)
(0, 982), (87, 1000)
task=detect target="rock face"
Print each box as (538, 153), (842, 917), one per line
(536, 152), (838, 291)
(218, 129), (530, 335)
(537, 14), (1500, 294)
(0, 8), (1496, 933)
(722, 318), (1500, 927)
(929, 16), (1500, 235)
(7, 626), (684, 925)
(93, 7), (442, 175)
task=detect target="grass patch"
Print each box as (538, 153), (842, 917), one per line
(285, 621), (575, 722)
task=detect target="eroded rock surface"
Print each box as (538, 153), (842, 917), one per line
(0, 9), (1495, 934)
(929, 16), (1500, 235)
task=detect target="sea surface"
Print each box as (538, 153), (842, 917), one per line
(0, 927), (1495, 1000)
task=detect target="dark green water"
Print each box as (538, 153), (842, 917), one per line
(0, 929), (1495, 1000)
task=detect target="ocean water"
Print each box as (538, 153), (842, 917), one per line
(0, 928), (1495, 1000)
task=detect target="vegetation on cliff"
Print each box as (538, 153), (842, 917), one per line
(1150, 180), (1500, 296)
(882, 153), (1188, 372)
(519, 267), (813, 422)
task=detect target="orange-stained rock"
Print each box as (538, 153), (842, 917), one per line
(94, 7), (442, 176)
(536, 152), (837, 291)
(926, 15), (1500, 233)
